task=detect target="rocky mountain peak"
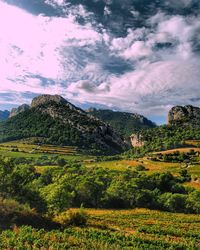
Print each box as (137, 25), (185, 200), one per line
(31, 95), (67, 108)
(9, 104), (30, 118)
(0, 94), (129, 154)
(168, 105), (200, 126)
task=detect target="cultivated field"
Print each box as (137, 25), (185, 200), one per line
(1, 208), (200, 249)
(153, 147), (200, 155)
(1, 140), (200, 249)
(0, 139), (92, 161)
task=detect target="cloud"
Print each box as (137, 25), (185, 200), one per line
(122, 41), (152, 60)
(65, 12), (200, 116)
(67, 57), (200, 115)
(45, 0), (66, 7)
(166, 0), (196, 8)
(0, 1), (103, 91)
(0, 0), (200, 121)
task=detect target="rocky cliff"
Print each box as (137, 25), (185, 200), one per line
(86, 108), (156, 138)
(0, 95), (129, 154)
(130, 133), (145, 147)
(9, 104), (30, 118)
(168, 105), (200, 127)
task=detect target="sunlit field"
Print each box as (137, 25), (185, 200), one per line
(1, 208), (200, 250)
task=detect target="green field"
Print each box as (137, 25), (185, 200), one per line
(0, 139), (93, 161)
(1, 139), (200, 177)
(1, 208), (200, 249)
(1, 140), (200, 249)
(85, 158), (200, 178)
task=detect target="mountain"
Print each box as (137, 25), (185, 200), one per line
(0, 110), (10, 121)
(0, 95), (129, 154)
(9, 104), (30, 118)
(168, 105), (200, 127)
(86, 108), (156, 138)
(129, 105), (200, 153)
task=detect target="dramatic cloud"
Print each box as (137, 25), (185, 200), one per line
(0, 0), (200, 123)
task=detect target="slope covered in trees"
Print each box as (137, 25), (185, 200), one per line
(87, 108), (156, 138)
(0, 95), (128, 154)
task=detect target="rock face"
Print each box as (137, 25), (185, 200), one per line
(31, 95), (67, 108)
(168, 105), (200, 126)
(0, 110), (10, 121)
(130, 133), (144, 147)
(86, 108), (156, 138)
(9, 104), (30, 118)
(1, 94), (129, 154)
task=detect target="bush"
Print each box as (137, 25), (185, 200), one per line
(68, 208), (88, 226)
(186, 191), (200, 214)
(159, 193), (187, 212)
(136, 165), (147, 171)
(55, 207), (88, 227)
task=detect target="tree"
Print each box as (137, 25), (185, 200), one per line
(40, 175), (74, 214)
(186, 191), (200, 214)
(159, 193), (187, 212)
(57, 158), (66, 167)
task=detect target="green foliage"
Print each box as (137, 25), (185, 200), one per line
(88, 108), (156, 138)
(153, 150), (198, 164)
(159, 193), (187, 213)
(57, 158), (66, 167)
(0, 199), (57, 230)
(0, 106), (126, 154)
(125, 124), (200, 157)
(40, 175), (75, 214)
(0, 108), (84, 146)
(186, 191), (200, 214)
(0, 157), (199, 215)
(135, 165), (147, 171)
(55, 206), (88, 226)
(1, 216), (200, 250)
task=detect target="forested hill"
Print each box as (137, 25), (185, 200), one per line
(128, 105), (200, 155)
(0, 110), (10, 121)
(86, 108), (156, 138)
(0, 95), (129, 154)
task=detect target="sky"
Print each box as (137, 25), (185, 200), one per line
(0, 0), (200, 124)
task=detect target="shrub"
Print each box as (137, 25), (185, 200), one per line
(136, 165), (147, 171)
(67, 208), (88, 226)
(55, 207), (88, 227)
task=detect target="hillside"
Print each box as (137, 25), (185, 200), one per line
(128, 105), (200, 155)
(9, 104), (30, 118)
(0, 95), (129, 154)
(0, 110), (9, 121)
(86, 108), (156, 138)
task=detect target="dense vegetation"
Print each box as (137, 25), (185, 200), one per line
(87, 108), (156, 138)
(2, 218), (200, 250)
(1, 157), (200, 215)
(0, 140), (200, 249)
(0, 108), (83, 146)
(0, 104), (126, 154)
(151, 150), (199, 163)
(126, 125), (200, 157)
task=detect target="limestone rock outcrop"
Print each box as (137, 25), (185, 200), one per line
(168, 105), (200, 127)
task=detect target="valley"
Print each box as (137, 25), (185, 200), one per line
(0, 95), (200, 249)
(1, 0), (200, 247)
